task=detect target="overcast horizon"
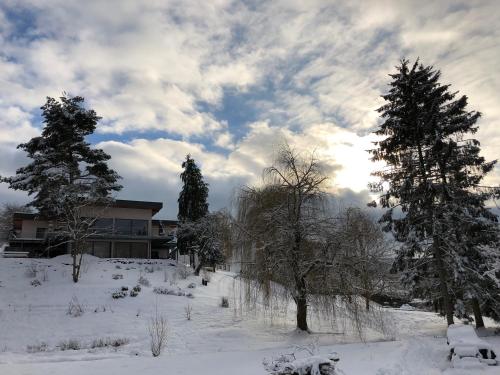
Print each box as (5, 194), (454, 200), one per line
(1, 0), (499, 219)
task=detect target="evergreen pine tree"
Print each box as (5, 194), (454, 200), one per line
(370, 59), (499, 326)
(2, 95), (122, 282)
(3, 95), (122, 216)
(177, 155), (209, 266)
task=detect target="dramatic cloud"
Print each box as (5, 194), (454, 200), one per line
(0, 0), (499, 217)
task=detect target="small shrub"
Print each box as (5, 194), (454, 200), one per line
(94, 305), (107, 313)
(163, 266), (169, 283)
(176, 264), (190, 280)
(220, 296), (229, 308)
(133, 285), (141, 292)
(31, 279), (41, 287)
(201, 269), (211, 282)
(121, 286), (129, 291)
(184, 304), (192, 320)
(130, 290), (139, 297)
(112, 274), (123, 280)
(148, 305), (168, 357)
(40, 266), (49, 282)
(186, 292), (194, 299)
(67, 296), (84, 317)
(90, 337), (129, 349)
(187, 282), (196, 289)
(25, 262), (38, 278)
(115, 265), (122, 269)
(112, 290), (127, 299)
(138, 276), (150, 287)
(26, 342), (48, 353)
(59, 339), (81, 351)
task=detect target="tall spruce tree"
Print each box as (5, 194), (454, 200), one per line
(177, 155), (209, 266)
(370, 59), (499, 326)
(2, 95), (122, 281)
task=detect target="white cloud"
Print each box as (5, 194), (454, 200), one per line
(0, 0), (499, 216)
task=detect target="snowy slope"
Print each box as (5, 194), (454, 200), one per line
(0, 255), (498, 374)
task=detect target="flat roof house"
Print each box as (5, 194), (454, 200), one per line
(8, 200), (177, 259)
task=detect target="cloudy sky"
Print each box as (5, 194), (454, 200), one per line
(0, 0), (499, 218)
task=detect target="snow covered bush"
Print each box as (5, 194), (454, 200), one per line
(30, 279), (41, 287)
(188, 282), (196, 289)
(67, 296), (84, 317)
(138, 276), (151, 287)
(144, 265), (154, 273)
(176, 264), (190, 280)
(148, 305), (168, 357)
(220, 296), (229, 308)
(133, 285), (141, 292)
(59, 339), (81, 351)
(263, 353), (341, 375)
(112, 274), (123, 280)
(26, 342), (48, 353)
(121, 286), (129, 291)
(90, 337), (129, 349)
(153, 286), (187, 297)
(153, 286), (168, 295)
(129, 289), (139, 297)
(112, 290), (127, 299)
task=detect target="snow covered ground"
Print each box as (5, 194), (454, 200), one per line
(0, 255), (498, 374)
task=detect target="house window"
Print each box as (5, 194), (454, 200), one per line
(92, 218), (113, 234)
(114, 219), (148, 236)
(114, 242), (148, 258)
(36, 228), (47, 239)
(131, 220), (148, 236)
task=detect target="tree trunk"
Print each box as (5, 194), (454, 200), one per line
(365, 296), (370, 311)
(72, 241), (83, 283)
(471, 298), (485, 329)
(194, 262), (203, 276)
(296, 296), (308, 331)
(434, 240), (454, 325)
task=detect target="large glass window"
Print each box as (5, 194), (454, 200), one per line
(114, 242), (148, 258)
(131, 220), (148, 236)
(114, 219), (148, 236)
(91, 218), (113, 234)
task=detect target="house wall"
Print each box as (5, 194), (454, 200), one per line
(80, 206), (153, 220)
(18, 219), (50, 238)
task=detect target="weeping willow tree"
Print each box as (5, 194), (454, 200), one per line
(234, 144), (375, 332)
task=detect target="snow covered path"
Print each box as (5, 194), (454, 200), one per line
(0, 255), (498, 374)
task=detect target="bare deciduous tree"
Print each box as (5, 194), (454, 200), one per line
(49, 198), (113, 282)
(235, 144), (335, 331)
(336, 207), (393, 310)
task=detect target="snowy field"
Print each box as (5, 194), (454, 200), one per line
(0, 255), (498, 375)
